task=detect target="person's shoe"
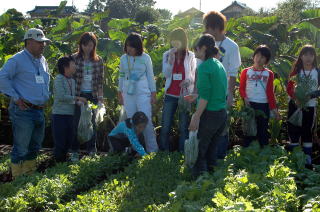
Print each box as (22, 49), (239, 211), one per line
(23, 160), (37, 175)
(70, 153), (79, 162)
(11, 162), (23, 179)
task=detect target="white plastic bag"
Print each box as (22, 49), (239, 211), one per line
(184, 131), (199, 168)
(119, 106), (127, 123)
(95, 103), (106, 126)
(288, 108), (303, 127)
(78, 104), (94, 144)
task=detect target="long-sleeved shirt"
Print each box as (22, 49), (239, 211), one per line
(52, 74), (76, 115)
(239, 67), (277, 110)
(197, 58), (227, 111)
(162, 50), (196, 95)
(0, 49), (50, 105)
(108, 119), (147, 156)
(118, 53), (156, 94)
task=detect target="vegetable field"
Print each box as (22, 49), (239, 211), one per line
(1, 143), (320, 211)
(0, 2), (320, 211)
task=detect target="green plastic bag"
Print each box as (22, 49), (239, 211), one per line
(184, 131), (199, 168)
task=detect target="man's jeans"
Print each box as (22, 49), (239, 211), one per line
(9, 103), (45, 164)
(159, 95), (190, 152)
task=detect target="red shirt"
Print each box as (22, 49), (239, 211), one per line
(167, 54), (185, 96)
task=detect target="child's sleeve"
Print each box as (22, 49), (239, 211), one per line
(239, 68), (248, 99)
(266, 70), (277, 110)
(125, 128), (147, 156)
(287, 72), (296, 98)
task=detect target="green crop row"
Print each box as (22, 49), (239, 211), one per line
(155, 142), (320, 212)
(58, 152), (190, 212)
(0, 154), (130, 212)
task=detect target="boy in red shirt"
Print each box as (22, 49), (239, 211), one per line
(239, 45), (280, 147)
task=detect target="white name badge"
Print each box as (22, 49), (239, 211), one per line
(84, 75), (92, 81)
(173, 73), (182, 81)
(35, 75), (45, 84)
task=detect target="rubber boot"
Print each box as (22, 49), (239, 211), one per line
(23, 159), (37, 175)
(11, 162), (23, 179)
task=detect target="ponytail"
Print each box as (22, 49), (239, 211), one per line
(196, 34), (218, 60)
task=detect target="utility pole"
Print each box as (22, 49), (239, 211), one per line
(200, 0), (202, 11)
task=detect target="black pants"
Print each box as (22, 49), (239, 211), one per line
(192, 109), (227, 177)
(52, 114), (75, 162)
(107, 135), (146, 156)
(287, 100), (315, 144)
(71, 93), (98, 153)
(244, 102), (270, 147)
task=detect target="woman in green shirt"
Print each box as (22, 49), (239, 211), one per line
(188, 34), (228, 177)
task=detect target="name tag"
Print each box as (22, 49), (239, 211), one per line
(35, 75), (45, 84)
(84, 75), (92, 81)
(173, 73), (182, 81)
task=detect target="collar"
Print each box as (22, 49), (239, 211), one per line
(24, 48), (41, 60)
(252, 66), (266, 72)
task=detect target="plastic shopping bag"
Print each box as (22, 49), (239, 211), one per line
(288, 108), (303, 127)
(178, 88), (191, 112)
(184, 131), (199, 168)
(78, 104), (94, 144)
(241, 107), (257, 137)
(95, 103), (106, 126)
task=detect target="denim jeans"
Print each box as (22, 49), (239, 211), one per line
(159, 95), (190, 152)
(244, 102), (270, 147)
(216, 133), (229, 159)
(71, 93), (97, 153)
(52, 114), (75, 162)
(9, 103), (45, 164)
(192, 109), (227, 177)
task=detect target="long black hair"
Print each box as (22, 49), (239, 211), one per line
(195, 34), (219, 60)
(291, 45), (318, 75)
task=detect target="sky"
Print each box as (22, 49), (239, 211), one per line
(0, 0), (284, 15)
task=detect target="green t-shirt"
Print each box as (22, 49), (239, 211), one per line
(197, 58), (227, 111)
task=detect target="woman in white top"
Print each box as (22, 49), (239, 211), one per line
(118, 32), (158, 153)
(160, 28), (197, 151)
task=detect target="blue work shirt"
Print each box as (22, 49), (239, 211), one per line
(0, 49), (50, 105)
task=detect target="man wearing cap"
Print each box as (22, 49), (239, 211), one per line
(0, 28), (51, 178)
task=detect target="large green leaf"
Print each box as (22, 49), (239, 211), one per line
(108, 18), (134, 30)
(239, 47), (254, 59)
(301, 9), (320, 19)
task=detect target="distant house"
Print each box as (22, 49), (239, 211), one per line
(27, 6), (76, 19)
(175, 7), (204, 25)
(221, 1), (251, 19)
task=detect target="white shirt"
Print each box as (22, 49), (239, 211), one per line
(81, 61), (93, 92)
(215, 37), (241, 78)
(118, 53), (156, 95)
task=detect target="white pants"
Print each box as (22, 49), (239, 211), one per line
(123, 92), (159, 153)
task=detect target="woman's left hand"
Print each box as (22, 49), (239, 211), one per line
(189, 113), (200, 131)
(151, 92), (157, 104)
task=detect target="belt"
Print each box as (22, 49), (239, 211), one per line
(23, 101), (44, 110)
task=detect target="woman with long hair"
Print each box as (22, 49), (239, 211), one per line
(71, 32), (104, 161)
(159, 28), (196, 151)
